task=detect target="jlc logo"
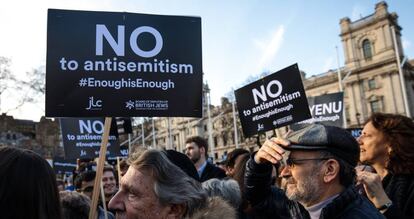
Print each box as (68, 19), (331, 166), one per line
(86, 96), (103, 110)
(96, 25), (163, 58)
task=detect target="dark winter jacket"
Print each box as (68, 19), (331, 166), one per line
(200, 162), (226, 182)
(244, 156), (385, 219)
(382, 174), (414, 219)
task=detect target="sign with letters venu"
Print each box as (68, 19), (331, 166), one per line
(60, 118), (120, 159)
(235, 64), (311, 137)
(291, 92), (344, 130)
(46, 9), (202, 117)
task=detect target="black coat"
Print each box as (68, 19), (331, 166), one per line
(244, 155), (385, 219)
(382, 174), (414, 219)
(199, 162), (226, 182)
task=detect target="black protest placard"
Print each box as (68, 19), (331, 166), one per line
(46, 9), (202, 117)
(347, 128), (362, 139)
(291, 92), (344, 130)
(60, 118), (120, 159)
(235, 64), (311, 137)
(53, 157), (77, 175)
(115, 117), (133, 135)
(119, 145), (129, 157)
(108, 145), (129, 160)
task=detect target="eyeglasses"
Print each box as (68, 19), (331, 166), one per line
(285, 157), (332, 168)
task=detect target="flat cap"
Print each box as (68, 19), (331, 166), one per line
(285, 124), (359, 167)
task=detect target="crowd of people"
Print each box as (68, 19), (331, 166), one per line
(0, 112), (413, 219)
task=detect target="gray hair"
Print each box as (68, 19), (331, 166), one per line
(129, 149), (207, 217)
(59, 191), (90, 219)
(202, 178), (241, 209)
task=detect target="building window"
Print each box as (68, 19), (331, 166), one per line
(363, 39), (373, 60)
(370, 100), (381, 113)
(222, 133), (227, 146)
(345, 106), (350, 122)
(368, 79), (376, 90)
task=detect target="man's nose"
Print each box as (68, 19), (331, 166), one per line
(357, 136), (363, 145)
(280, 165), (291, 178)
(108, 190), (124, 211)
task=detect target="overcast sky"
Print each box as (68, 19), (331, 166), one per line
(1, 0), (413, 121)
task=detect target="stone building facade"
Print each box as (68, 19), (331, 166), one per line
(304, 1), (414, 128)
(0, 113), (62, 157)
(135, 1), (414, 161)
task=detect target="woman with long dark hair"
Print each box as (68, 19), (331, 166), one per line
(357, 113), (414, 218)
(0, 146), (62, 219)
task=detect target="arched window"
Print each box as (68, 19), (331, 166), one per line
(362, 39), (373, 60)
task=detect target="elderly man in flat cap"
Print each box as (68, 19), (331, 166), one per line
(244, 124), (385, 219)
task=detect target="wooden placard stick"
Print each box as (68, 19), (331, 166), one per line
(116, 156), (122, 182)
(88, 117), (112, 219)
(100, 182), (109, 219)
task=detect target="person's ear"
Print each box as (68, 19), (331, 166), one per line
(386, 144), (393, 155)
(226, 166), (233, 176)
(323, 159), (340, 183)
(166, 204), (186, 219)
(200, 146), (205, 155)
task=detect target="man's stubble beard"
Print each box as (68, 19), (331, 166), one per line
(285, 165), (324, 206)
(190, 152), (201, 164)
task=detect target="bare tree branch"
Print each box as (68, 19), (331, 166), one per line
(1, 56), (45, 112)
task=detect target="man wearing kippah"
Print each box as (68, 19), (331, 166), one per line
(244, 124), (384, 219)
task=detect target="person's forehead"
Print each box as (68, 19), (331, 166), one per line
(363, 122), (376, 132)
(103, 170), (114, 177)
(186, 142), (198, 149)
(121, 166), (154, 190)
(362, 122), (383, 138)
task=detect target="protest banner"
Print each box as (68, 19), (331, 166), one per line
(235, 64), (311, 137)
(47, 9), (203, 218)
(115, 117), (133, 135)
(53, 157), (77, 175)
(291, 92), (344, 130)
(60, 118), (120, 159)
(46, 9), (202, 118)
(46, 9), (203, 218)
(347, 128), (363, 139)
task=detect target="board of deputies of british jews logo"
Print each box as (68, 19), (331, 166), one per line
(124, 100), (169, 111)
